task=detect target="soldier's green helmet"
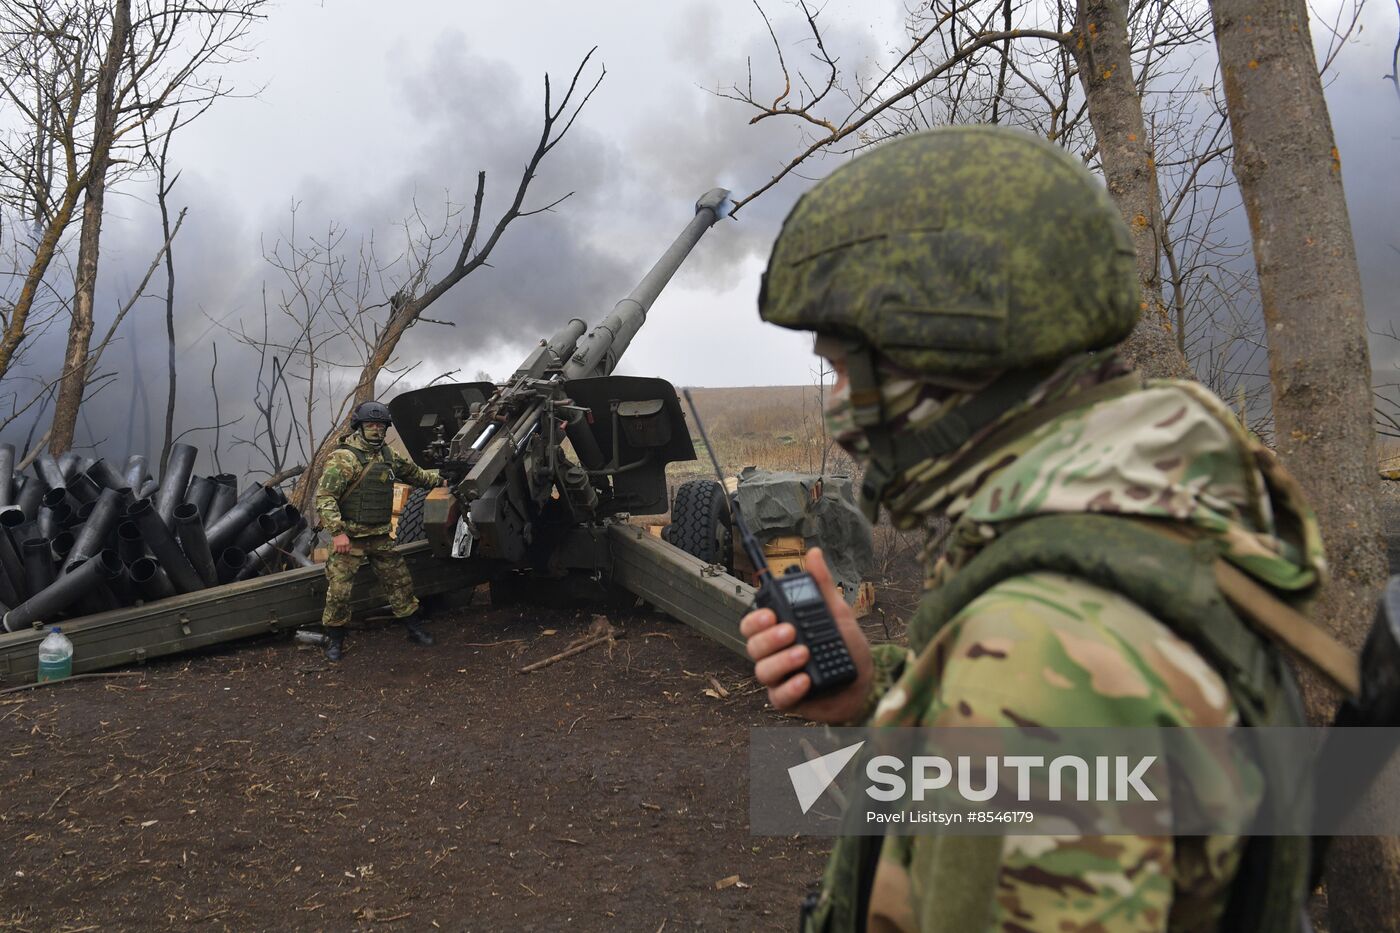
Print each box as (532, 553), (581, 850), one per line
(758, 126), (1140, 375)
(351, 400), (394, 427)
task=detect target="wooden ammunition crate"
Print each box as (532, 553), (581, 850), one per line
(730, 534), (876, 618)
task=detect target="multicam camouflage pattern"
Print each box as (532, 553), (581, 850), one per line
(315, 430), (441, 538)
(806, 359), (1321, 931)
(760, 127), (1139, 376)
(917, 376), (1328, 601)
(855, 572), (1252, 932)
(320, 533), (418, 629)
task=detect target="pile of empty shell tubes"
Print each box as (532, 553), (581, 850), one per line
(0, 442), (315, 633)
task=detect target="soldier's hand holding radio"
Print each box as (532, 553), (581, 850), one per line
(739, 547), (874, 724)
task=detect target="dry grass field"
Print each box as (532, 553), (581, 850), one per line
(669, 385), (855, 484)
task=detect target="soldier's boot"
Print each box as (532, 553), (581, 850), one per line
(400, 609), (434, 647)
(324, 628), (346, 661)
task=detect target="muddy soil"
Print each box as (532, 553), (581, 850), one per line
(0, 595), (870, 932)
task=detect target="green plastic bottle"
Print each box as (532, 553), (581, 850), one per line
(37, 627), (73, 682)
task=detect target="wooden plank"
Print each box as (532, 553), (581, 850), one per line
(0, 542), (487, 686)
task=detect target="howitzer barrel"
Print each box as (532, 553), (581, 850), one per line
(548, 319), (588, 362)
(563, 187), (730, 379)
(433, 187), (730, 503)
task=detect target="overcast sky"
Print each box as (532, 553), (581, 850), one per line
(3, 0), (1396, 465)
(133, 0), (906, 390)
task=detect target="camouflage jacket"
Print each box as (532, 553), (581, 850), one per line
(823, 379), (1324, 933)
(315, 432), (441, 538)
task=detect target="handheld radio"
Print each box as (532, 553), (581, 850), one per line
(681, 390), (857, 695)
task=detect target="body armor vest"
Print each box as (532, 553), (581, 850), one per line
(335, 444), (394, 526)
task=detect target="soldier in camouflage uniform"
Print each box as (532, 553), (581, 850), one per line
(741, 127), (1322, 931)
(316, 399), (443, 661)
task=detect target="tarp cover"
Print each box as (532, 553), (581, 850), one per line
(735, 467), (874, 604)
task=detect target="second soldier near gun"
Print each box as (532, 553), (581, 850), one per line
(315, 400), (442, 661)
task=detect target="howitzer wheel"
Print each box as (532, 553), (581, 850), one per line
(664, 479), (732, 567)
(396, 487), (429, 544)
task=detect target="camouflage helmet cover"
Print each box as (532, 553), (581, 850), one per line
(350, 400), (394, 427)
(758, 126), (1140, 375)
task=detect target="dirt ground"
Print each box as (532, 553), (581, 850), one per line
(0, 595), (853, 932)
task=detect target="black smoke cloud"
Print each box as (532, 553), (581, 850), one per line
(0, 34), (659, 476)
(0, 10), (828, 476)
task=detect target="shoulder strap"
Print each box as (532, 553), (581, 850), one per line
(334, 444), (387, 501)
(908, 514), (1318, 933)
(334, 443), (369, 465)
(1134, 520), (1359, 698)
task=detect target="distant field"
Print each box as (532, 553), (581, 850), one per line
(670, 385), (856, 484)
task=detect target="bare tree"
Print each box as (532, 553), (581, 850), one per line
(0, 206), (183, 435)
(48, 0), (130, 456)
(1068, 0), (1190, 378)
(149, 113), (180, 472)
(720, 0), (1202, 377)
(222, 209), (373, 486)
(1210, 0), (1395, 925)
(211, 51), (603, 515)
(0, 0), (267, 453)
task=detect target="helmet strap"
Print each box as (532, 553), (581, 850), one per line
(858, 365), (1062, 521)
(841, 343), (893, 522)
(843, 343), (884, 429)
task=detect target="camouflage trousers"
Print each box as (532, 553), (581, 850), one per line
(320, 534), (419, 629)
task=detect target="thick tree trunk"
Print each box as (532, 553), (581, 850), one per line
(1071, 0), (1191, 380)
(48, 0), (130, 455)
(1210, 0), (1394, 927)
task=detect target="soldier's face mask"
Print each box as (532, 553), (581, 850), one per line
(815, 335), (962, 468)
(815, 337), (859, 457)
(360, 422), (388, 446)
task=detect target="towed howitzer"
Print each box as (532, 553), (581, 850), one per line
(388, 188), (732, 569)
(0, 187), (756, 686)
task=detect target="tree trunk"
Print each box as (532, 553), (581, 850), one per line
(48, 0), (130, 455)
(1210, 0), (1394, 927)
(157, 133), (178, 474)
(1071, 0), (1192, 380)
(291, 299), (421, 514)
(0, 182), (83, 380)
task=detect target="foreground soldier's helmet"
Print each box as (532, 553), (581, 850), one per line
(351, 400), (394, 428)
(758, 126), (1140, 375)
